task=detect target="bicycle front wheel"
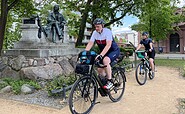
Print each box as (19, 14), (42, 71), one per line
(135, 62), (147, 85)
(69, 76), (98, 114)
(108, 69), (125, 102)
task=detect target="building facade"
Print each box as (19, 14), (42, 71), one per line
(156, 8), (185, 53)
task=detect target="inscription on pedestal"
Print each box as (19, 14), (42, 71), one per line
(23, 19), (35, 24)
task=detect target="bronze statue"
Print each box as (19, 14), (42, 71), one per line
(45, 4), (66, 43)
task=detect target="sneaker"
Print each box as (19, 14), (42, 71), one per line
(152, 71), (155, 77)
(103, 81), (113, 90)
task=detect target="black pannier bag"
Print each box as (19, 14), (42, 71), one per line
(75, 64), (89, 74)
(75, 51), (97, 74)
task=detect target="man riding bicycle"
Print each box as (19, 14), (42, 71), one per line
(136, 32), (155, 77)
(85, 18), (120, 89)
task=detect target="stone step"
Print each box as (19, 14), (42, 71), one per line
(14, 42), (75, 49)
(2, 48), (83, 58)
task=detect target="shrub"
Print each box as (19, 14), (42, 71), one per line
(1, 78), (41, 94)
(120, 47), (134, 57)
(76, 45), (86, 48)
(183, 65), (185, 77)
(91, 45), (100, 53)
(46, 74), (76, 96)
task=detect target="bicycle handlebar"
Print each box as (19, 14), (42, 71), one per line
(129, 41), (136, 50)
(129, 42), (150, 53)
(94, 60), (107, 68)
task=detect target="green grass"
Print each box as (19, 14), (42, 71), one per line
(0, 78), (41, 94)
(155, 59), (185, 77)
(155, 59), (185, 69)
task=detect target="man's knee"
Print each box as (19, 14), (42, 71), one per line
(103, 57), (111, 65)
(149, 58), (154, 63)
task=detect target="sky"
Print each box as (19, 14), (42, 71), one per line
(111, 15), (139, 35)
(112, 0), (185, 35)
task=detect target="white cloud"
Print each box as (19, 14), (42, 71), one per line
(112, 26), (137, 36)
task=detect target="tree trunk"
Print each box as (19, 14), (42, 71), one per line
(149, 17), (152, 38)
(75, 0), (92, 47)
(157, 40), (159, 53)
(0, 0), (8, 55)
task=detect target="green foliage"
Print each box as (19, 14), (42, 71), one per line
(46, 75), (76, 96)
(131, 0), (181, 41)
(121, 58), (132, 66)
(0, 80), (9, 90)
(1, 0), (37, 49)
(4, 17), (21, 49)
(1, 78), (41, 94)
(91, 45), (100, 53)
(120, 47), (134, 56)
(114, 36), (119, 43)
(183, 65), (185, 77)
(76, 45), (86, 48)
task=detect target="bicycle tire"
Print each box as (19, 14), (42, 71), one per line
(69, 76), (98, 114)
(108, 69), (125, 102)
(135, 62), (147, 85)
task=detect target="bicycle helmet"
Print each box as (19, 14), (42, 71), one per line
(142, 32), (149, 36)
(93, 18), (105, 25)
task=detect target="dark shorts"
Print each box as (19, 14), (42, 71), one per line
(147, 50), (155, 59)
(101, 49), (120, 63)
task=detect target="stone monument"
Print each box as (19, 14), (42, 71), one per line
(43, 4), (66, 43)
(2, 13), (82, 57)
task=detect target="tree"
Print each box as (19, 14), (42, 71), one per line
(131, 0), (181, 49)
(0, 0), (36, 54)
(64, 0), (141, 46)
(32, 0), (142, 46)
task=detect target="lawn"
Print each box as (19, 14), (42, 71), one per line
(155, 59), (185, 77)
(155, 59), (185, 69)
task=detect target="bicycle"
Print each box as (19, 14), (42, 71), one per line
(129, 42), (155, 85)
(68, 51), (126, 114)
(135, 50), (155, 85)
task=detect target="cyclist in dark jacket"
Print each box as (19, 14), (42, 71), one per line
(136, 32), (155, 77)
(85, 18), (120, 89)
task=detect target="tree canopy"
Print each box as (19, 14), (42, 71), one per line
(0, 0), (184, 53)
(131, 0), (183, 42)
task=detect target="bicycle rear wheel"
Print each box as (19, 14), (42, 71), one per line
(69, 76), (98, 114)
(135, 62), (147, 85)
(108, 69), (125, 102)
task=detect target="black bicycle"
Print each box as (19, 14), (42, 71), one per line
(129, 42), (155, 85)
(135, 50), (155, 85)
(68, 51), (126, 114)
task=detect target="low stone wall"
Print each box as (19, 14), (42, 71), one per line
(0, 55), (78, 80)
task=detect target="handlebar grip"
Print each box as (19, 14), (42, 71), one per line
(95, 61), (107, 68)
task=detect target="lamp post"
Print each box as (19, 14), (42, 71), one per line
(134, 33), (137, 67)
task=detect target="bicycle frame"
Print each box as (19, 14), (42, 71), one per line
(79, 61), (126, 97)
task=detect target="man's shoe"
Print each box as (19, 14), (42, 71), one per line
(103, 81), (113, 90)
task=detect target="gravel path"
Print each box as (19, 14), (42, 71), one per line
(0, 66), (185, 114)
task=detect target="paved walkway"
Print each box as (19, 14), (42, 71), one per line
(155, 53), (185, 59)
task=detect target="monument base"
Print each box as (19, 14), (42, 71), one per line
(2, 43), (83, 58)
